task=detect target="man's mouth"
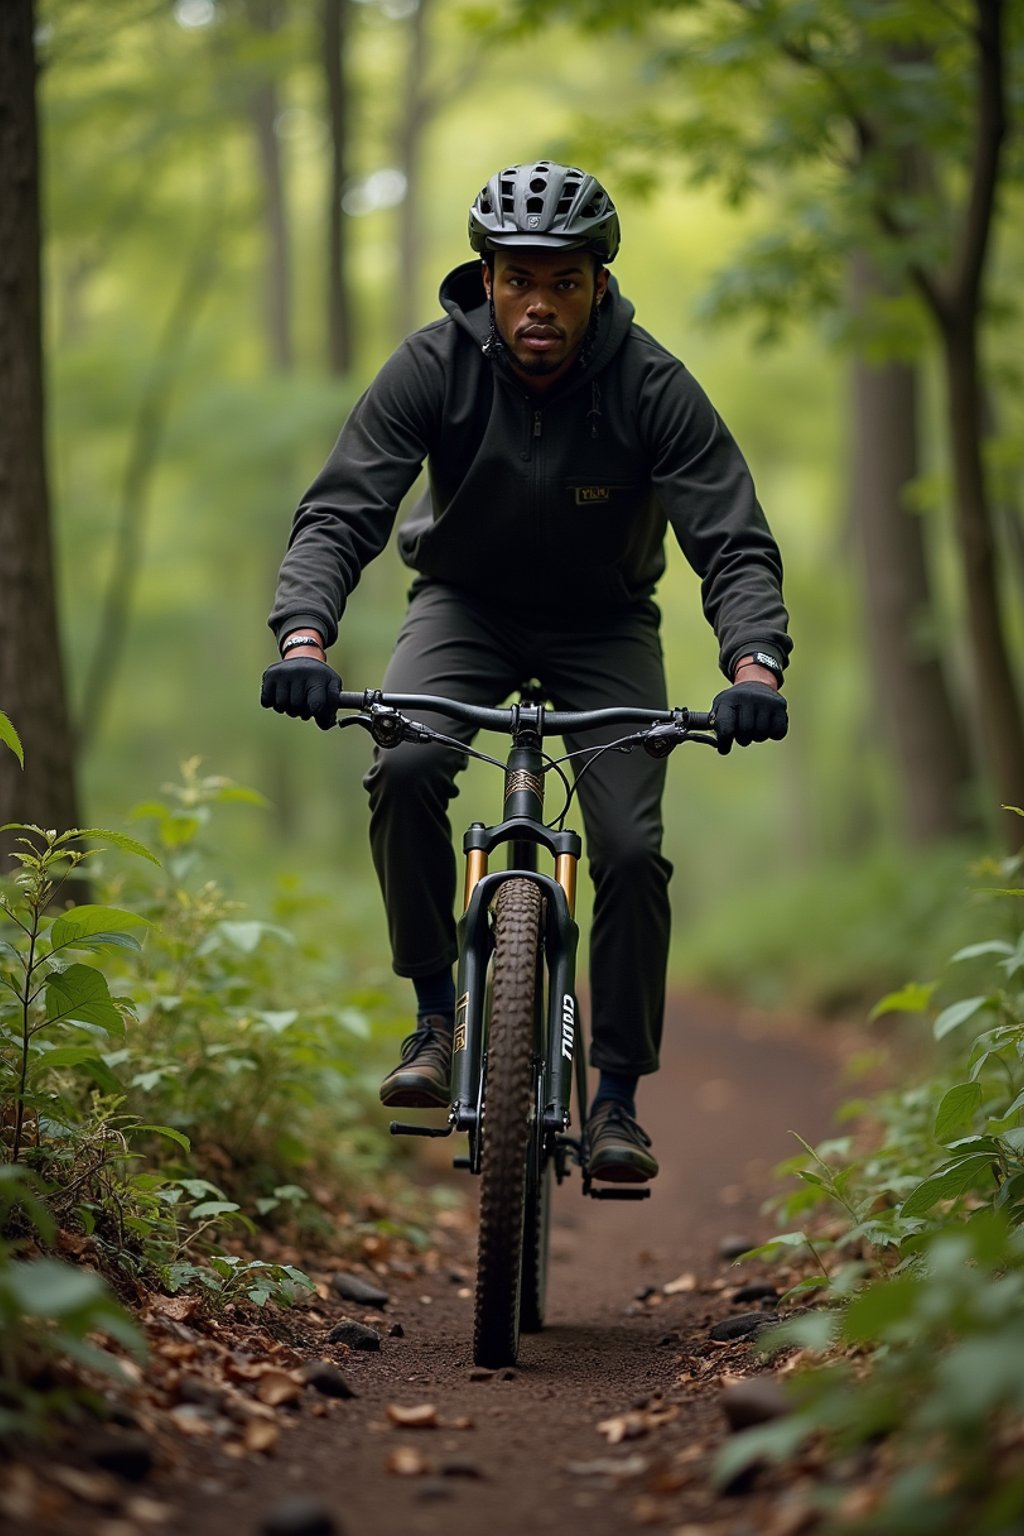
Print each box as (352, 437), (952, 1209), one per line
(518, 325), (563, 350)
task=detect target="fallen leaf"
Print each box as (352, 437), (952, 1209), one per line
(387, 1403), (438, 1428)
(244, 1419), (280, 1455)
(0, 1466), (42, 1523)
(632, 1495), (666, 1525)
(255, 1369), (304, 1407)
(168, 1405), (215, 1438)
(124, 1496), (175, 1525)
(596, 1412), (649, 1445)
(663, 1272), (698, 1295)
(151, 1294), (201, 1322)
(674, 1442), (709, 1464)
(51, 1467), (120, 1506)
(446, 1415), (474, 1431)
(565, 1453), (650, 1479)
(386, 1446), (430, 1476)
(156, 1340), (198, 1363)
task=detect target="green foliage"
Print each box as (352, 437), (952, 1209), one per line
(0, 824), (156, 1163)
(0, 712), (24, 769)
(720, 1217), (1024, 1536)
(0, 767), (413, 1435)
(674, 840), (986, 1013)
(0, 1163), (144, 1440)
(717, 831), (1024, 1528)
(112, 760), (393, 1203)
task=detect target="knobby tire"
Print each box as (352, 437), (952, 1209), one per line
(473, 877), (543, 1368)
(519, 1159), (550, 1333)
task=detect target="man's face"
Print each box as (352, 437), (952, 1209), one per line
(482, 248), (608, 389)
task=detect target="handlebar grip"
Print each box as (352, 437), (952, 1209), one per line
(687, 710), (714, 731)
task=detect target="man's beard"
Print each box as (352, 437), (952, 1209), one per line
(510, 348), (565, 377)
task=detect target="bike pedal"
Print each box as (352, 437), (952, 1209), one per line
(389, 1120), (454, 1138)
(586, 1186), (652, 1200)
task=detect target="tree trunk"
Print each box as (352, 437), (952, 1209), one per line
(249, 0), (292, 372)
(849, 254), (974, 842)
(0, 1), (82, 840)
(324, 0), (353, 375)
(941, 315), (1024, 821)
(395, 0), (430, 343)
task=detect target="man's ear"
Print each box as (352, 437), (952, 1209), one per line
(595, 267), (609, 304)
(481, 261), (492, 299)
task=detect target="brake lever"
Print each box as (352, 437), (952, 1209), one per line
(642, 722), (686, 759)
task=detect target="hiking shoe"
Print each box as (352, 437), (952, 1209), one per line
(379, 1018), (453, 1109)
(585, 1102), (659, 1183)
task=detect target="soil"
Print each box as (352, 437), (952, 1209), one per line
(9, 994), (853, 1536)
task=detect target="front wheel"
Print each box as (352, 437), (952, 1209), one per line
(473, 878), (543, 1369)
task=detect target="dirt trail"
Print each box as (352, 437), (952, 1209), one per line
(165, 995), (845, 1536)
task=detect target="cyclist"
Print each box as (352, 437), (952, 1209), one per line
(261, 161), (790, 1184)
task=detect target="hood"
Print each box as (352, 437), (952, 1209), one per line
(437, 260), (636, 386)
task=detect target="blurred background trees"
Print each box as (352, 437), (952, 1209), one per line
(2, 0), (1022, 1008)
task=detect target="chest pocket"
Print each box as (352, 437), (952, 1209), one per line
(550, 480), (647, 568)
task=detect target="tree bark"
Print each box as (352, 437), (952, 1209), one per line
(940, 314), (1024, 818)
(249, 0), (292, 372)
(324, 0), (353, 374)
(395, 0), (430, 343)
(849, 254), (974, 842)
(0, 1), (82, 839)
(915, 0), (1024, 832)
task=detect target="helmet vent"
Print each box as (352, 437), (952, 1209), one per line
(530, 177), (547, 193)
(526, 196), (544, 213)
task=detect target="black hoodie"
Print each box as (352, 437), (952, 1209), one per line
(269, 261), (790, 678)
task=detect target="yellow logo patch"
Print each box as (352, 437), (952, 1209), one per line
(575, 485), (611, 505)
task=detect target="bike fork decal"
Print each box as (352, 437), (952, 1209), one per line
(561, 993), (575, 1061)
(454, 992), (469, 1054)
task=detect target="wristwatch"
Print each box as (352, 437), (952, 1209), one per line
(736, 651), (784, 685)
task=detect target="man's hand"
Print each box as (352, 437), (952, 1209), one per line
(261, 657), (343, 731)
(711, 681), (788, 756)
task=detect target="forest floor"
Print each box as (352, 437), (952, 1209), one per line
(5, 994), (864, 1536)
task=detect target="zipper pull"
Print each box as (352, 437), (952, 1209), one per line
(533, 410), (543, 439)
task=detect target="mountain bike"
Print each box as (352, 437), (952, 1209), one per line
(334, 685), (717, 1367)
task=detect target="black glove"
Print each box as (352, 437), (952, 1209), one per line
(711, 681), (788, 756)
(260, 658), (343, 731)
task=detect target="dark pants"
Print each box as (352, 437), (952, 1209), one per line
(363, 582), (673, 1076)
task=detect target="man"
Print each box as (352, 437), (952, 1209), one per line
(261, 161), (790, 1183)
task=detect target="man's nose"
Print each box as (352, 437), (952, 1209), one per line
(526, 291), (555, 316)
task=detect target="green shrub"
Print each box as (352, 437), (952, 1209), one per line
(718, 817), (1024, 1533)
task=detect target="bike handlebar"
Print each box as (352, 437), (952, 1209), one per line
(335, 689), (714, 736)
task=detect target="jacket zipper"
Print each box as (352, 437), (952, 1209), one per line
(531, 406), (543, 554)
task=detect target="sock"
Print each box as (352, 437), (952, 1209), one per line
(413, 969), (456, 1033)
(591, 1069), (639, 1120)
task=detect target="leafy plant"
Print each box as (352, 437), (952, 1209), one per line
(718, 1215), (1024, 1536)
(0, 1163), (144, 1440)
(716, 821), (1024, 1530)
(0, 823), (158, 1163)
(0, 711), (23, 769)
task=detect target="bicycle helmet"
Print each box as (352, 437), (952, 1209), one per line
(469, 161), (620, 264)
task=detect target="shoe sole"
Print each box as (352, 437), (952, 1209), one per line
(379, 1082), (451, 1109)
(588, 1153), (658, 1184)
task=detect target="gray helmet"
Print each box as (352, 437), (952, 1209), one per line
(469, 161), (620, 264)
